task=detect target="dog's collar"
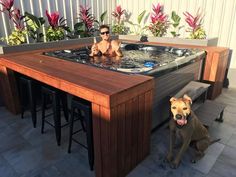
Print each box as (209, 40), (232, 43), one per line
(176, 112), (192, 129)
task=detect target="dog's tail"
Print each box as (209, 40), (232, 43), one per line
(210, 138), (221, 145)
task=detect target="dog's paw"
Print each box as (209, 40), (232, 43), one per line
(170, 161), (180, 169)
(163, 157), (169, 163)
(164, 153), (173, 163)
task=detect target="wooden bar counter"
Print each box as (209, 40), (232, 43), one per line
(0, 45), (154, 177)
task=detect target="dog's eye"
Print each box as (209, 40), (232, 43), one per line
(172, 106), (176, 109)
(183, 107), (187, 110)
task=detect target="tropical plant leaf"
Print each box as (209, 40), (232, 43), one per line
(171, 11), (181, 23)
(25, 12), (42, 28)
(94, 20), (99, 24)
(170, 31), (176, 37)
(74, 22), (86, 35)
(100, 11), (107, 23)
(38, 17), (45, 25)
(126, 21), (134, 25)
(63, 26), (71, 32)
(173, 22), (179, 28)
(138, 10), (146, 24)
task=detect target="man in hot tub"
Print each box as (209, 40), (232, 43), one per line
(89, 25), (123, 57)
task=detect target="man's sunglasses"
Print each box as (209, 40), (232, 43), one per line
(101, 31), (110, 35)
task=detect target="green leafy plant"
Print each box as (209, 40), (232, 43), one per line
(128, 10), (148, 35)
(25, 12), (45, 42)
(99, 11), (107, 24)
(0, 0), (27, 45)
(45, 10), (70, 41)
(170, 11), (183, 37)
(149, 3), (169, 37)
(183, 9), (206, 39)
(4, 29), (28, 45)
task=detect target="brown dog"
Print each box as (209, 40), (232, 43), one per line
(165, 94), (219, 169)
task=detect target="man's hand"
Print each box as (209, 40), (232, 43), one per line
(89, 44), (99, 56)
(112, 40), (123, 57)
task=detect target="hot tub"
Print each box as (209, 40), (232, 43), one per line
(44, 43), (206, 129)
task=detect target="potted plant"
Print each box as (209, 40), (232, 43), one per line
(0, 2), (112, 54)
(170, 11), (183, 38)
(45, 10), (70, 41)
(148, 3), (169, 37)
(111, 5), (129, 35)
(119, 5), (218, 47)
(0, 0), (27, 45)
(183, 8), (206, 39)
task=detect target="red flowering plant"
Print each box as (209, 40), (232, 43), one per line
(111, 5), (128, 34)
(0, 0), (13, 16)
(149, 3), (169, 37)
(0, 0), (45, 45)
(183, 9), (206, 39)
(45, 10), (70, 41)
(0, 0), (27, 45)
(73, 5), (97, 38)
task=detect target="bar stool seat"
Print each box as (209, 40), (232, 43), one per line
(41, 85), (69, 146)
(18, 76), (39, 128)
(68, 96), (94, 170)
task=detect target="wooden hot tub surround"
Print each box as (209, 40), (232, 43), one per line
(0, 44), (154, 177)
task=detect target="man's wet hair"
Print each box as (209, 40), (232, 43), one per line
(99, 25), (110, 31)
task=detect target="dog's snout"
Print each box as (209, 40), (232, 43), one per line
(175, 114), (182, 120)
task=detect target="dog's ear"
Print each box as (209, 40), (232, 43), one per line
(183, 94), (192, 104)
(170, 97), (177, 103)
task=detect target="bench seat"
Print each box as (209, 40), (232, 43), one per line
(195, 100), (226, 127)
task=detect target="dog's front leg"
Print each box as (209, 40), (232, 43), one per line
(166, 129), (176, 163)
(170, 137), (191, 169)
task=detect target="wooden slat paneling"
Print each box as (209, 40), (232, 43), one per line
(92, 103), (102, 177)
(0, 65), (21, 113)
(117, 103), (126, 177)
(100, 106), (111, 177)
(124, 99), (132, 174)
(137, 94), (145, 162)
(92, 89), (153, 177)
(143, 90), (152, 156)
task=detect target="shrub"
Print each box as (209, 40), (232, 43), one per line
(45, 10), (70, 41)
(149, 3), (169, 37)
(111, 5), (128, 34)
(183, 9), (206, 39)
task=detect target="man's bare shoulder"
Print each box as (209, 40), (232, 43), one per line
(111, 39), (121, 46)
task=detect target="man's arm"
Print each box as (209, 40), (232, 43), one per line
(112, 40), (123, 57)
